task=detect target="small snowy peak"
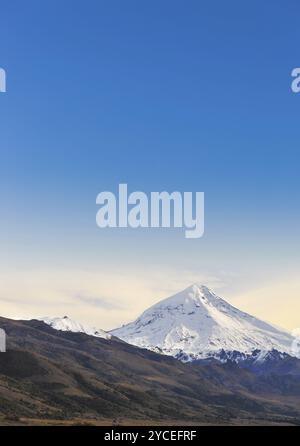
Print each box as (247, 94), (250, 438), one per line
(111, 284), (294, 362)
(39, 316), (111, 340)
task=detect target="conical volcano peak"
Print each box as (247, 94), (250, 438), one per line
(111, 284), (294, 361)
(188, 284), (216, 299)
(167, 283), (223, 309)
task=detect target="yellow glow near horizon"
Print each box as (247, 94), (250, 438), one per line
(231, 279), (300, 332)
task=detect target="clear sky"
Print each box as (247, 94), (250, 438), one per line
(0, 1), (299, 330)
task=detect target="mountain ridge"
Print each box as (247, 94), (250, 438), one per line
(39, 315), (111, 340)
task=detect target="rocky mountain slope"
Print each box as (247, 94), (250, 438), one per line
(1, 316), (300, 425)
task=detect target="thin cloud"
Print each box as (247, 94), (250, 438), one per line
(74, 293), (123, 310)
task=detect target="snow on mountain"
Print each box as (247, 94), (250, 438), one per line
(40, 316), (112, 340)
(111, 284), (294, 362)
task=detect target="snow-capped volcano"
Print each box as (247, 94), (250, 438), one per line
(111, 284), (294, 362)
(40, 316), (111, 340)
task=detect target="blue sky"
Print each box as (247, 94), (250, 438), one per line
(0, 1), (299, 329)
